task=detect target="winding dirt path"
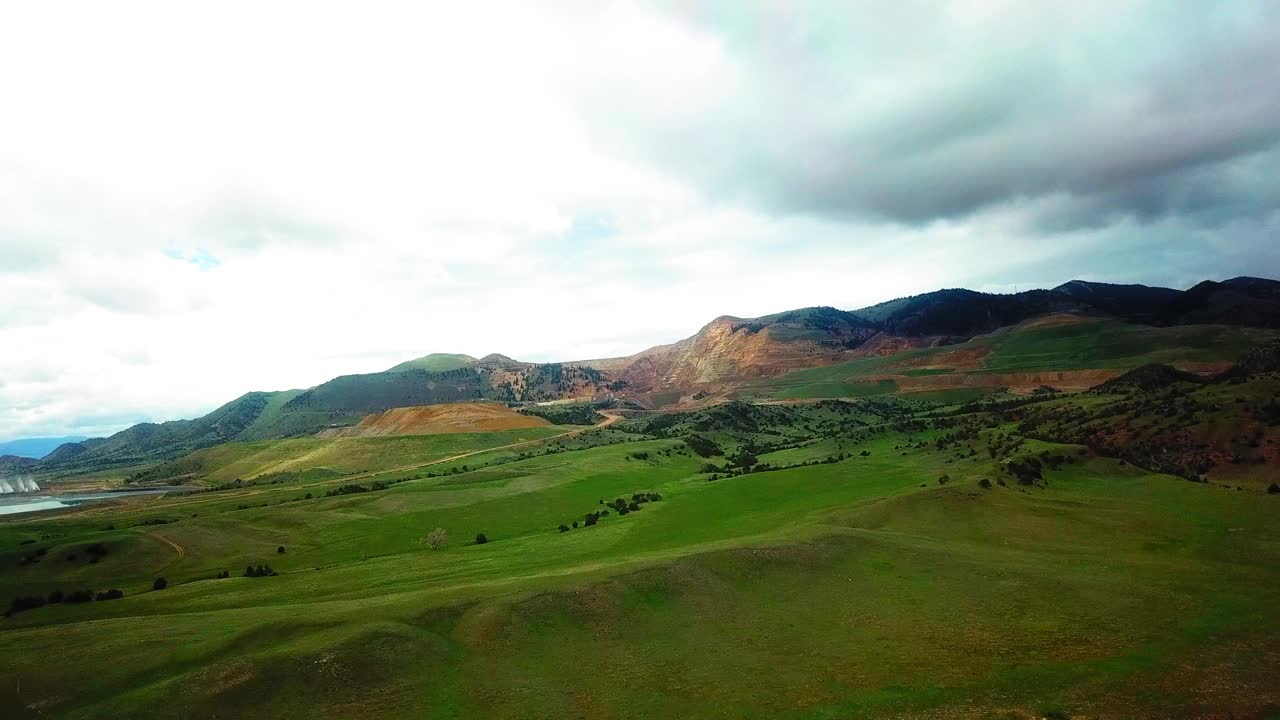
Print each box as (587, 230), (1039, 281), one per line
(150, 532), (186, 562)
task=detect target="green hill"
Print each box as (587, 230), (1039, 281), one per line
(746, 317), (1280, 401)
(40, 392), (295, 475)
(385, 353), (476, 373)
(29, 277), (1280, 479)
(3, 390), (1278, 718)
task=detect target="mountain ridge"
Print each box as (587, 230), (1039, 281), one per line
(30, 275), (1280, 475)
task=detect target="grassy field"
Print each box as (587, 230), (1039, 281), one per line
(139, 426), (577, 485)
(2, 397), (1278, 719)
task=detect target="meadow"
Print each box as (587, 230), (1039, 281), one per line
(2, 397), (1277, 719)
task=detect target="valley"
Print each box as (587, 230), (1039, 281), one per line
(2, 279), (1279, 719)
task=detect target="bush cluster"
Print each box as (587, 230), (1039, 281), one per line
(6, 586), (125, 617)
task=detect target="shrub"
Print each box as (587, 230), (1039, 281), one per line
(1268, 483), (1280, 495)
(47, 590), (64, 604)
(425, 527), (448, 550)
(558, 524), (570, 533)
(95, 589), (124, 601)
(277, 546), (286, 554)
(978, 478), (992, 489)
(937, 474), (950, 485)
(7, 595), (45, 616)
(475, 533), (488, 545)
(685, 434), (723, 457)
(152, 577), (168, 591)
(65, 590), (94, 604)
(325, 484), (372, 497)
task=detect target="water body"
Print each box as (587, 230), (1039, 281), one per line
(0, 489), (175, 516)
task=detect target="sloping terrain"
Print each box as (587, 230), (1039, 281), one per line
(1015, 344), (1280, 485)
(0, 455), (41, 475)
(742, 315), (1279, 402)
(384, 353), (476, 373)
(127, 426), (574, 485)
(39, 391), (320, 476)
(852, 287), (1086, 337)
(3, 394), (1278, 719)
(585, 308), (884, 395)
(30, 277), (1280, 477)
(319, 402), (551, 438)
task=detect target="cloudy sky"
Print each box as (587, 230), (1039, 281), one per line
(2, 0), (1278, 440)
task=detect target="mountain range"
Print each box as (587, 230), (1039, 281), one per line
(0, 436), (87, 460)
(23, 276), (1280, 476)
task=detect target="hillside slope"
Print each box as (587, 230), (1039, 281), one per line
(319, 402), (551, 437)
(385, 353), (476, 373)
(32, 276), (1280, 476)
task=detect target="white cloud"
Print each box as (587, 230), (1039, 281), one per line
(0, 1), (1275, 439)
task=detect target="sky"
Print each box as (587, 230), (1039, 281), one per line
(2, 0), (1278, 440)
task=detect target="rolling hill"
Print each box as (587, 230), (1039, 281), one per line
(318, 402), (551, 438)
(384, 353), (476, 373)
(29, 276), (1280, 477)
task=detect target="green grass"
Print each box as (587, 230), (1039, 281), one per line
(774, 378), (897, 399)
(743, 319), (1280, 401)
(169, 427), (576, 484)
(385, 353), (475, 373)
(977, 320), (1279, 372)
(2, 405), (1278, 719)
(899, 387), (1001, 404)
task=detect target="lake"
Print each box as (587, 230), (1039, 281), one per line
(0, 489), (176, 516)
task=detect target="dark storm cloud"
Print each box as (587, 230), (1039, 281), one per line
(587, 1), (1280, 230)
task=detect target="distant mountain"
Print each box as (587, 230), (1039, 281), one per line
(41, 390), (317, 475)
(29, 275), (1279, 476)
(284, 361), (609, 415)
(1052, 280), (1183, 324)
(852, 289), (1084, 337)
(385, 353), (475, 373)
(0, 436), (88, 459)
(1171, 277), (1280, 327)
(1054, 277), (1280, 327)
